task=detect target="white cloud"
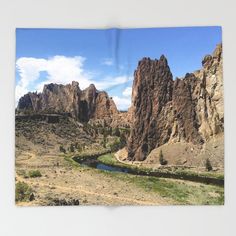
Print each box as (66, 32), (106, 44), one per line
(15, 57), (48, 103)
(95, 75), (132, 90)
(122, 87), (132, 97)
(101, 58), (113, 66)
(113, 96), (131, 111)
(15, 56), (132, 105)
(111, 86), (133, 110)
(34, 56), (90, 92)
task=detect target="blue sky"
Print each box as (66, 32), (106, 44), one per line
(15, 27), (222, 110)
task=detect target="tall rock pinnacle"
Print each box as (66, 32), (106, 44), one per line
(127, 44), (224, 161)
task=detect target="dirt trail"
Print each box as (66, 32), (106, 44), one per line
(16, 174), (163, 205)
(15, 153), (171, 206)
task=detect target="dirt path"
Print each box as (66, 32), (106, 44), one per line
(16, 174), (164, 205)
(15, 153), (172, 206)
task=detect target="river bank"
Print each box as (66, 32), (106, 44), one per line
(73, 152), (224, 186)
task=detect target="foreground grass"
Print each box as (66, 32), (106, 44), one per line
(102, 171), (224, 205)
(98, 154), (224, 204)
(15, 182), (34, 202)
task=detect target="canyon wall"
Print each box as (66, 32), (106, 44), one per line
(127, 44), (223, 161)
(17, 82), (118, 122)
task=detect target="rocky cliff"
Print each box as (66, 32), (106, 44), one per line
(127, 44), (223, 161)
(17, 82), (118, 122)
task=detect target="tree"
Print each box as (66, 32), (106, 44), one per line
(119, 133), (127, 147)
(102, 137), (107, 148)
(113, 127), (121, 137)
(69, 144), (75, 153)
(205, 158), (213, 171)
(159, 150), (168, 165)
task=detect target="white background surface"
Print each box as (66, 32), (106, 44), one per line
(0, 0), (235, 235)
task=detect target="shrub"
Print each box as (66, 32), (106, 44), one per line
(59, 145), (66, 153)
(15, 182), (33, 202)
(109, 138), (121, 152)
(28, 170), (42, 178)
(159, 150), (168, 165)
(205, 158), (213, 171)
(101, 138), (107, 148)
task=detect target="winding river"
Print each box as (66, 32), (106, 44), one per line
(73, 153), (224, 186)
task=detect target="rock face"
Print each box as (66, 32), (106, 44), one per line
(127, 44), (223, 161)
(17, 82), (118, 122)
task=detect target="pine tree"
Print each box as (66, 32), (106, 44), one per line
(205, 158), (213, 171)
(159, 150), (167, 165)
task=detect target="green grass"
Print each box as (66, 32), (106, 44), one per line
(98, 153), (224, 182)
(102, 171), (224, 205)
(174, 169), (224, 180)
(98, 153), (119, 165)
(98, 153), (142, 170)
(17, 169), (42, 178)
(28, 170), (42, 178)
(64, 155), (81, 168)
(134, 176), (224, 205)
(15, 182), (34, 202)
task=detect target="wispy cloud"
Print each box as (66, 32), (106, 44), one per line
(111, 86), (133, 111)
(122, 87), (132, 97)
(113, 96), (131, 111)
(15, 56), (132, 106)
(95, 76), (132, 91)
(101, 58), (113, 66)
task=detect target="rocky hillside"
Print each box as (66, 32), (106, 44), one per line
(127, 44), (223, 161)
(17, 82), (118, 123)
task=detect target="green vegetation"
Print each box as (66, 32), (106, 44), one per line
(205, 158), (213, 171)
(173, 169), (224, 180)
(102, 171), (224, 205)
(28, 170), (42, 178)
(69, 143), (75, 153)
(134, 176), (224, 205)
(64, 152), (224, 205)
(98, 153), (158, 173)
(98, 153), (119, 166)
(59, 145), (66, 153)
(17, 169), (42, 178)
(75, 142), (83, 152)
(113, 127), (121, 137)
(98, 153), (224, 182)
(102, 133), (107, 148)
(64, 155), (81, 168)
(159, 150), (168, 165)
(108, 137), (125, 152)
(98, 153), (138, 170)
(15, 182), (34, 202)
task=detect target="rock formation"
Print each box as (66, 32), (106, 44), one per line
(17, 82), (118, 122)
(127, 44), (223, 161)
(17, 44), (223, 162)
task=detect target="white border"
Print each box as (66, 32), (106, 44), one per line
(0, 0), (236, 236)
